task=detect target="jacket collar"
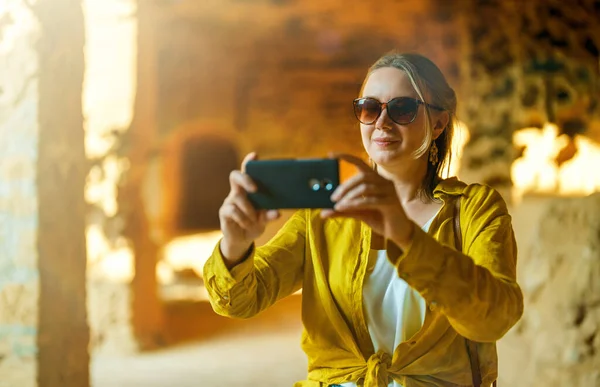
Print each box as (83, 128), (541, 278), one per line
(433, 177), (468, 199)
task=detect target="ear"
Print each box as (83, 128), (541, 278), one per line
(432, 111), (449, 140)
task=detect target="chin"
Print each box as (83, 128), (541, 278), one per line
(370, 147), (405, 166)
(371, 155), (402, 170)
(376, 151), (426, 174)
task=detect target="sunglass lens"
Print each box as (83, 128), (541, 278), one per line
(354, 98), (381, 124)
(388, 98), (418, 124)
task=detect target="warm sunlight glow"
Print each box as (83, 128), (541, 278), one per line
(0, 2), (37, 55)
(158, 232), (224, 301)
(512, 123), (600, 203)
(443, 120), (470, 179)
(86, 225), (134, 282)
(85, 156), (130, 217)
(83, 0), (138, 158)
(160, 231), (224, 282)
(83, 0), (137, 281)
(558, 136), (600, 194)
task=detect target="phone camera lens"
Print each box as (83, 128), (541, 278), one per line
(323, 179), (334, 191)
(309, 178), (321, 191)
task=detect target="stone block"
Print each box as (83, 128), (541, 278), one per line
(499, 193), (600, 387)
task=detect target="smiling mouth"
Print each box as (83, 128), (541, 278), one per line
(373, 139), (399, 146)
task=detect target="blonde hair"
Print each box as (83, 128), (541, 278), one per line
(364, 51), (458, 201)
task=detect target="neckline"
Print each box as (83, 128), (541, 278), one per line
(421, 209), (440, 230)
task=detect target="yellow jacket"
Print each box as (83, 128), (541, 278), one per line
(203, 178), (523, 387)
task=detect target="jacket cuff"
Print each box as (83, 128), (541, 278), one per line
(208, 241), (256, 290)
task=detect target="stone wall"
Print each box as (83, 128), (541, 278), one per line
(499, 194), (600, 386)
(0, 1), (40, 386)
(458, 0), (600, 197)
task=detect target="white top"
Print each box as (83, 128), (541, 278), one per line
(339, 215), (437, 387)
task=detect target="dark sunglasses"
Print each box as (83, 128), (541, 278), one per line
(353, 96), (445, 125)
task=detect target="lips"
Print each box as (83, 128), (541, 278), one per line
(373, 138), (399, 146)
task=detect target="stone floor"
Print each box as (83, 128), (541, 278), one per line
(92, 296), (307, 387)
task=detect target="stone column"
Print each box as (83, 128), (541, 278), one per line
(0, 0), (89, 386)
(35, 0), (90, 386)
(125, 0), (167, 349)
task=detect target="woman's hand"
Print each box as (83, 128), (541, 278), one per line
(219, 152), (280, 266)
(321, 154), (415, 249)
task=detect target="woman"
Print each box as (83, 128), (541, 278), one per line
(203, 52), (523, 387)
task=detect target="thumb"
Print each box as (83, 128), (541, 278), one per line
(241, 152), (258, 173)
(265, 210), (280, 221)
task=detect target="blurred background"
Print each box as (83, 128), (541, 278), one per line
(0, 0), (599, 386)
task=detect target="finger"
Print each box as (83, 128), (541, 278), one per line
(257, 209), (281, 226)
(231, 195), (259, 223)
(329, 153), (372, 173)
(230, 170), (257, 194)
(320, 208), (338, 219)
(335, 193), (396, 212)
(339, 183), (384, 203)
(241, 152), (258, 173)
(331, 173), (382, 202)
(222, 203), (255, 230)
(265, 209), (280, 221)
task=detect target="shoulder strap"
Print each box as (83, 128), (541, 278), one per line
(453, 197), (488, 387)
(453, 197), (463, 252)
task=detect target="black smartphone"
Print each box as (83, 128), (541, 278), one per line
(245, 158), (340, 209)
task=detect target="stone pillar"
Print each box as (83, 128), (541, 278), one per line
(125, 0), (167, 349)
(35, 0), (90, 386)
(0, 1), (41, 386)
(0, 0), (89, 386)
(499, 194), (600, 386)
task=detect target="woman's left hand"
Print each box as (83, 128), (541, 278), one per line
(321, 154), (415, 249)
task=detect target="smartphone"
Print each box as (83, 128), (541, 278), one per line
(245, 158), (340, 209)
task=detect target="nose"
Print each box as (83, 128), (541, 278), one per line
(375, 102), (393, 131)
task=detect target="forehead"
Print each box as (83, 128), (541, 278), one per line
(362, 67), (418, 100)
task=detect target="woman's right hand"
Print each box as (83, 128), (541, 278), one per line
(218, 152), (280, 266)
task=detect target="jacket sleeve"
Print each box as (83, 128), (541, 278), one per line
(387, 185), (524, 342)
(202, 210), (306, 319)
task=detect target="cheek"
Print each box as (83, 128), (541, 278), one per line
(405, 116), (429, 143)
(360, 124), (372, 145)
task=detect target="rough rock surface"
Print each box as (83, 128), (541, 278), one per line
(499, 194), (600, 386)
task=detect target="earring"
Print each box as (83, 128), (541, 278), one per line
(429, 142), (439, 165)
